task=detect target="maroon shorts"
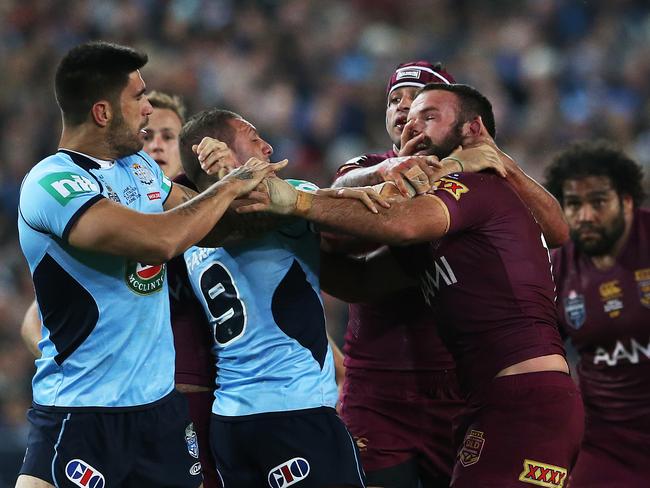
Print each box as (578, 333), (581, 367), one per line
(451, 371), (584, 488)
(341, 368), (464, 486)
(183, 390), (223, 488)
(568, 420), (650, 487)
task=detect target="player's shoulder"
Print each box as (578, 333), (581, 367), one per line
(22, 152), (95, 190)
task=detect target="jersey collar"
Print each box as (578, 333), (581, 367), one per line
(58, 149), (115, 170)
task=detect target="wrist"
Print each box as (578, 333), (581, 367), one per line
(442, 156), (464, 173)
(295, 190), (314, 216)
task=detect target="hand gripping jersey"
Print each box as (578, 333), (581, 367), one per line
(184, 181), (338, 417)
(553, 208), (650, 427)
(18, 149), (175, 409)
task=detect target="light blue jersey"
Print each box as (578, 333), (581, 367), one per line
(184, 187), (338, 416)
(18, 149), (175, 409)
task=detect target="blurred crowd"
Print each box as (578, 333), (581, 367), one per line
(1, 0), (650, 483)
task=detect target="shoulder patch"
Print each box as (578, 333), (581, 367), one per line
(38, 172), (99, 206)
(434, 177), (469, 201)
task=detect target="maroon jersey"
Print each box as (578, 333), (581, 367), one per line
(337, 150), (456, 371)
(552, 208), (650, 428)
(170, 174), (216, 387)
(409, 172), (565, 395)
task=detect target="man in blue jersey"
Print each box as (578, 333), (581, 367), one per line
(16, 42), (284, 488)
(178, 109), (370, 488)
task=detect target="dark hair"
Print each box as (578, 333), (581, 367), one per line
(416, 83), (496, 138)
(179, 109), (242, 186)
(545, 140), (645, 207)
(148, 90), (186, 123)
(55, 41), (148, 126)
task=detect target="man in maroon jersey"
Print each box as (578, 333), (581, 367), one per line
(545, 141), (649, 488)
(329, 62), (571, 487)
(331, 61), (463, 488)
(251, 82), (583, 488)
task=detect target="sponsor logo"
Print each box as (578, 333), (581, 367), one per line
(39, 172), (98, 206)
(125, 261), (166, 295)
(147, 191), (161, 201)
(189, 462), (202, 476)
(593, 337), (650, 366)
(435, 177), (469, 201)
(635, 268), (650, 309)
(396, 69), (421, 80)
(286, 179), (319, 192)
(185, 423), (199, 459)
(355, 436), (368, 452)
(518, 459), (567, 487)
(563, 290), (586, 329)
(268, 457), (310, 488)
(65, 459), (105, 488)
(122, 185), (140, 205)
(420, 255), (457, 305)
(458, 429), (485, 467)
(598, 280), (623, 318)
(132, 163), (154, 185)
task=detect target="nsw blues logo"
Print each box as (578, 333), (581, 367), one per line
(65, 459), (105, 488)
(268, 457), (310, 487)
(185, 423), (199, 459)
(564, 290), (586, 329)
(132, 163), (154, 185)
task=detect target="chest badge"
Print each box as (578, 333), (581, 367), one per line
(599, 280), (623, 318)
(131, 163), (154, 185)
(564, 290), (586, 329)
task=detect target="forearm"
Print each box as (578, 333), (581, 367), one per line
(21, 300), (42, 358)
(332, 166), (385, 188)
(505, 165), (569, 247)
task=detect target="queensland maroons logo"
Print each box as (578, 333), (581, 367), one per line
(125, 261), (166, 295)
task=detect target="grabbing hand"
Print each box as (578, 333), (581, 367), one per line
(222, 158), (288, 197)
(193, 137), (238, 178)
(376, 155), (443, 197)
(442, 143), (506, 177)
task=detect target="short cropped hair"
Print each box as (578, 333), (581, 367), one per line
(148, 90), (186, 123)
(416, 83), (496, 138)
(545, 140), (646, 207)
(55, 41), (148, 126)
(179, 109), (242, 186)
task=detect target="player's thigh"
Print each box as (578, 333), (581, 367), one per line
(15, 475), (54, 488)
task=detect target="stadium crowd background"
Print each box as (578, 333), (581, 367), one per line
(1, 0), (649, 484)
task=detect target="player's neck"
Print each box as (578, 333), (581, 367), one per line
(589, 213), (634, 271)
(59, 124), (116, 161)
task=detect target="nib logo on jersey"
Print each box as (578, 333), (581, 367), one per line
(268, 457), (310, 488)
(39, 172), (98, 206)
(65, 459), (105, 488)
(125, 261), (166, 295)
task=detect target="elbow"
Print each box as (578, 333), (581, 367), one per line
(382, 220), (427, 246)
(545, 222), (570, 249)
(141, 236), (181, 265)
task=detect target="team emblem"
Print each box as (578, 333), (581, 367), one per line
(131, 163), (154, 185)
(189, 462), (202, 475)
(268, 457), (310, 488)
(518, 459), (567, 487)
(434, 177), (469, 201)
(458, 429), (485, 467)
(65, 459), (105, 488)
(185, 423), (199, 458)
(635, 268), (650, 309)
(563, 291), (586, 329)
(105, 184), (121, 203)
(125, 261), (166, 295)
(599, 279), (623, 318)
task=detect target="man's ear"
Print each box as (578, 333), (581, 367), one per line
(90, 100), (112, 127)
(462, 117), (482, 138)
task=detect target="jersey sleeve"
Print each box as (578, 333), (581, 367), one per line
(432, 172), (498, 234)
(137, 151), (173, 204)
(19, 161), (105, 241)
